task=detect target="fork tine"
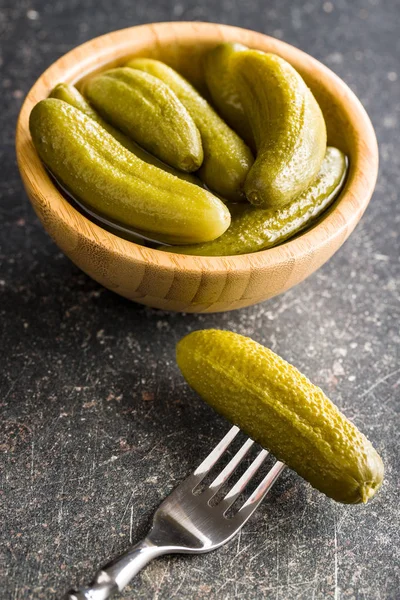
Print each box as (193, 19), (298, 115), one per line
(207, 438), (254, 497)
(170, 426), (240, 497)
(220, 448), (269, 511)
(193, 425), (240, 478)
(237, 461), (286, 520)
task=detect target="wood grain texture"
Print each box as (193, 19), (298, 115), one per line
(15, 22), (379, 313)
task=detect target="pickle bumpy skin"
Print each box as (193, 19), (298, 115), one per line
(85, 68), (203, 172)
(29, 99), (230, 245)
(177, 330), (384, 504)
(49, 82), (201, 185)
(49, 82), (136, 150)
(232, 50), (327, 209)
(162, 147), (347, 256)
(204, 42), (252, 147)
(126, 58), (254, 202)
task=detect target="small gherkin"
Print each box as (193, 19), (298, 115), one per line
(232, 50), (327, 209)
(29, 99), (230, 245)
(177, 329), (383, 504)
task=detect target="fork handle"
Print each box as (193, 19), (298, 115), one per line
(64, 538), (166, 599)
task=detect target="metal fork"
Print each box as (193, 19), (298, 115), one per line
(65, 426), (285, 599)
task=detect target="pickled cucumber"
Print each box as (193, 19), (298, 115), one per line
(49, 83), (201, 185)
(161, 147), (347, 256)
(85, 68), (203, 172)
(232, 50), (327, 209)
(30, 99), (230, 244)
(177, 330), (384, 504)
(126, 58), (254, 202)
(204, 42), (252, 146)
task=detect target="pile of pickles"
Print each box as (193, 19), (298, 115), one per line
(30, 42), (348, 256)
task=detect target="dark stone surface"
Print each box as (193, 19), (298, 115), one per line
(1, 0), (399, 598)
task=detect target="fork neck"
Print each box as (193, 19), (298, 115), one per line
(102, 538), (166, 591)
(66, 538), (166, 600)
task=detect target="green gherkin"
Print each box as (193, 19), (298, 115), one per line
(85, 68), (203, 172)
(162, 147), (347, 256)
(233, 50), (327, 209)
(29, 99), (230, 245)
(177, 330), (383, 504)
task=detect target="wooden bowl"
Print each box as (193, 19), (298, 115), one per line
(16, 22), (378, 313)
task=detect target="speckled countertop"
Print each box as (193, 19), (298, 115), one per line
(1, 1), (399, 598)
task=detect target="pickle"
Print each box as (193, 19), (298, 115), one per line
(232, 50), (327, 209)
(30, 99), (230, 244)
(161, 147), (347, 256)
(49, 83), (201, 186)
(177, 330), (384, 504)
(85, 68), (203, 172)
(126, 58), (254, 202)
(204, 42), (252, 146)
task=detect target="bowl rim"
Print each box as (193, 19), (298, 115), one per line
(16, 21), (379, 276)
